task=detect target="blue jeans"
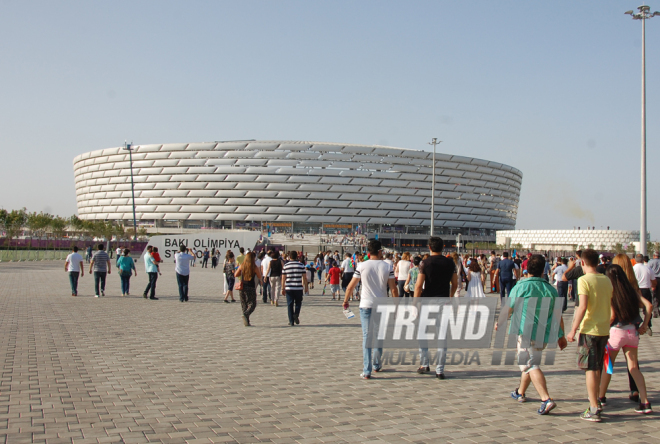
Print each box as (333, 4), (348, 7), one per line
(68, 271), (79, 295)
(94, 271), (106, 296)
(419, 347), (447, 374)
(120, 273), (131, 294)
(557, 281), (569, 312)
(286, 290), (303, 324)
(176, 273), (189, 301)
(359, 308), (382, 376)
(500, 278), (513, 299)
(144, 272), (158, 298)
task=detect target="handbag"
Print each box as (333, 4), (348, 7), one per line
(234, 279), (243, 291)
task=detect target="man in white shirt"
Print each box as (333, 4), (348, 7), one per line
(553, 258), (569, 312)
(261, 249), (273, 303)
(65, 246), (84, 296)
(343, 240), (398, 379)
(175, 245), (194, 302)
(634, 254), (657, 329)
(340, 252), (355, 292)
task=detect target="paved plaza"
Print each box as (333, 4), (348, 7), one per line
(1, 261), (660, 444)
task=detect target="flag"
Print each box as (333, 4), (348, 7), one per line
(604, 344), (613, 375)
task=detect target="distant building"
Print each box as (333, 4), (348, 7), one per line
(496, 229), (643, 251)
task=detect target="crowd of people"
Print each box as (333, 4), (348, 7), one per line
(64, 239), (659, 421)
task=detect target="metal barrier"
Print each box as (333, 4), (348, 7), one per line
(0, 250), (68, 262)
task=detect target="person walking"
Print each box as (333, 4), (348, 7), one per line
(489, 251), (500, 293)
(414, 237), (458, 379)
(116, 248), (137, 296)
(465, 259), (486, 298)
(495, 252), (516, 299)
(633, 253), (656, 329)
(235, 251), (262, 326)
(64, 246), (84, 296)
(223, 251), (237, 303)
(314, 254), (323, 284)
(282, 251), (308, 326)
(202, 248), (209, 268)
(395, 252), (412, 297)
(340, 252), (355, 293)
(86, 245), (93, 264)
(261, 249), (273, 303)
(597, 264), (653, 414)
(143, 246), (159, 300)
(566, 249), (613, 422)
(175, 245), (194, 302)
(89, 244), (111, 298)
(265, 250), (283, 306)
(505, 255), (567, 415)
(236, 247), (246, 268)
(647, 251), (660, 318)
(343, 240), (398, 379)
(553, 258), (569, 312)
(211, 250), (218, 269)
(326, 261), (342, 300)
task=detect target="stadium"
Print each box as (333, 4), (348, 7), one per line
(72, 140), (522, 249)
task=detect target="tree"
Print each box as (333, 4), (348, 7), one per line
(113, 224), (126, 241)
(647, 241), (657, 256)
(1, 209), (27, 248)
(587, 244), (594, 250)
(626, 244), (636, 254)
(49, 216), (68, 240)
(613, 243), (625, 254)
(137, 227), (148, 240)
(599, 244), (607, 251)
(69, 215), (85, 238)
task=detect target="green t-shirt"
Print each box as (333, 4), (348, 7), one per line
(508, 277), (564, 343)
(116, 256), (135, 272)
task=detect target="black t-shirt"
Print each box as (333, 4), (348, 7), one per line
(419, 255), (456, 297)
(564, 265), (584, 281)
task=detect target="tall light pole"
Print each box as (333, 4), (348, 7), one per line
(428, 138), (441, 236)
(123, 141), (138, 241)
(625, 6), (659, 255)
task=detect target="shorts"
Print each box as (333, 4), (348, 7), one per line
(608, 325), (639, 351)
(577, 333), (609, 371)
(516, 336), (546, 373)
(330, 284), (340, 294)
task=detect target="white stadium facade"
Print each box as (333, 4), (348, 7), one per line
(73, 141), (522, 249)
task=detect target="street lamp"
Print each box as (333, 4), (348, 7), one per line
(428, 138), (442, 236)
(625, 5), (659, 255)
(123, 141), (138, 241)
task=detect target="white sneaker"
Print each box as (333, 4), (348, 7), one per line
(95, 295), (99, 298)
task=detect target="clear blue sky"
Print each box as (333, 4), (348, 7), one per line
(1, 1), (658, 239)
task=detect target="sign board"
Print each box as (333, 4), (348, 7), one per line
(141, 231), (261, 261)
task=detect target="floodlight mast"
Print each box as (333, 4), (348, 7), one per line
(123, 141), (138, 241)
(428, 138), (442, 236)
(625, 5), (657, 255)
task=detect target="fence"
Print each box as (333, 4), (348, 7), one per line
(0, 249), (70, 262)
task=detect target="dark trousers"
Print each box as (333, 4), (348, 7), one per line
(176, 273), (189, 301)
(499, 278), (513, 299)
(640, 288), (653, 328)
(202, 258), (208, 268)
(120, 274), (131, 294)
(68, 271), (80, 295)
(94, 271), (107, 296)
(286, 290), (303, 324)
(262, 277), (271, 303)
(144, 272), (158, 298)
(342, 272), (354, 291)
(397, 280), (408, 297)
(557, 281), (569, 312)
